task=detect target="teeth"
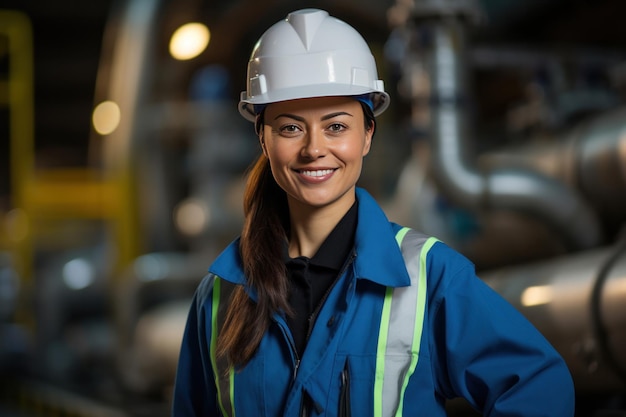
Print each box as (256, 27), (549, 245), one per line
(301, 169), (334, 177)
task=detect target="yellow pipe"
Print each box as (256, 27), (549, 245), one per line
(22, 168), (120, 219)
(1, 9), (35, 328)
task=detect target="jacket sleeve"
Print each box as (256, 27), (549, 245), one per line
(428, 242), (575, 416)
(172, 275), (219, 417)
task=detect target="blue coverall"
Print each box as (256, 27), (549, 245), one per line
(172, 187), (575, 416)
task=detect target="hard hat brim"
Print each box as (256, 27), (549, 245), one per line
(238, 85), (390, 122)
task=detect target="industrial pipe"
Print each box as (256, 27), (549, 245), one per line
(481, 238), (626, 393)
(396, 0), (603, 251)
(479, 107), (626, 237)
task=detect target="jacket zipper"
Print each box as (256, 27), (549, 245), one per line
(277, 318), (309, 415)
(274, 315), (301, 381)
(293, 358), (301, 381)
(286, 324), (301, 382)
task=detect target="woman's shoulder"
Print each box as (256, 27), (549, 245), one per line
(392, 224), (471, 264)
(206, 237), (247, 285)
(392, 224), (477, 286)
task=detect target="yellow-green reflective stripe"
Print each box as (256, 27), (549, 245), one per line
(374, 286), (394, 417)
(210, 277), (236, 417)
(395, 226), (410, 247)
(374, 228), (438, 417)
(229, 364), (235, 416)
(209, 278), (226, 415)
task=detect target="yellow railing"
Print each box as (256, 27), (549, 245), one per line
(1, 10), (36, 328)
(0, 8), (141, 333)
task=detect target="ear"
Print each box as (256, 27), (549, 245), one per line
(259, 130), (268, 157)
(362, 121), (374, 157)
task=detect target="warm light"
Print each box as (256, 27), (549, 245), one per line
(92, 100), (121, 135)
(174, 198), (209, 236)
(169, 23), (210, 60)
(521, 285), (553, 307)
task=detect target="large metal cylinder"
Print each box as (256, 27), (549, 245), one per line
(479, 107), (626, 237)
(481, 241), (626, 393)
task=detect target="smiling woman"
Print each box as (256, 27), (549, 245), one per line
(171, 8), (575, 417)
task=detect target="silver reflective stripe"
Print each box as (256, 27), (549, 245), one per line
(374, 227), (439, 417)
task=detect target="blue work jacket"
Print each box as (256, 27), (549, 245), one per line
(172, 188), (575, 416)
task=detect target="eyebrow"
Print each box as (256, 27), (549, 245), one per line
(273, 111), (353, 121)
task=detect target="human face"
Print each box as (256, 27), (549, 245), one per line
(260, 96), (373, 215)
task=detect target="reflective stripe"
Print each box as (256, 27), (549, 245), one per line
(210, 276), (236, 417)
(374, 227), (439, 417)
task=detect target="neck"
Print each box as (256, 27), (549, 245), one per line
(287, 197), (355, 258)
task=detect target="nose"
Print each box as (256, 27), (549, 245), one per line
(301, 130), (326, 159)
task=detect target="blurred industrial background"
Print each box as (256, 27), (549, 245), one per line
(1, 0), (626, 415)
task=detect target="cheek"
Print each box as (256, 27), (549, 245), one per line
(337, 139), (369, 161)
(265, 144), (284, 161)
(264, 142), (294, 175)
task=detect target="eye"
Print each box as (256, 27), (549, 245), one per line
(278, 124), (302, 136)
(327, 123), (347, 133)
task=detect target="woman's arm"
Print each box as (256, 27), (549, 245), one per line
(429, 243), (575, 416)
(172, 276), (220, 417)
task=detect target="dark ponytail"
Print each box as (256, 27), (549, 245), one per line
(216, 149), (291, 367)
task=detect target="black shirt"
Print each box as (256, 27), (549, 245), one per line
(284, 202), (358, 357)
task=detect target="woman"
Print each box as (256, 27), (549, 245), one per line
(172, 8), (575, 417)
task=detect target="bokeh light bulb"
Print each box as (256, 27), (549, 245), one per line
(92, 100), (121, 135)
(169, 23), (210, 60)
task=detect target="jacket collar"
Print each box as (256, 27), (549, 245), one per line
(208, 187), (411, 289)
(352, 187), (411, 287)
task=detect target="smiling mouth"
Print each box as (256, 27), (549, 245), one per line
(299, 169), (336, 177)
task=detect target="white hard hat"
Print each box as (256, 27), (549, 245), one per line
(238, 9), (390, 122)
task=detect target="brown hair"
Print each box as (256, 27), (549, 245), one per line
(217, 101), (375, 368)
(216, 150), (291, 367)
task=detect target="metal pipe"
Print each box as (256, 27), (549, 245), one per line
(424, 16), (603, 250)
(389, 0), (604, 250)
(478, 107), (626, 236)
(568, 108), (626, 224)
(481, 240), (626, 393)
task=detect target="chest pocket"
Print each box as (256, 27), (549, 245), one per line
(371, 227), (439, 417)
